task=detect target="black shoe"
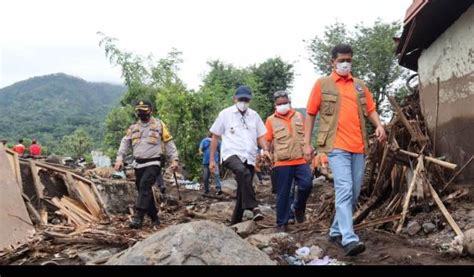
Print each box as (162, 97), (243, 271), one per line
(276, 225), (288, 233)
(343, 241), (366, 256)
(291, 206), (305, 223)
(129, 217), (143, 229)
(216, 190), (223, 196)
(151, 217), (161, 227)
(328, 235), (343, 246)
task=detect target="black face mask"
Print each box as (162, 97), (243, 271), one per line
(137, 112), (151, 122)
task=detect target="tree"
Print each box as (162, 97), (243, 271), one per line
(251, 57), (294, 119)
(61, 128), (93, 159)
(306, 20), (408, 117)
(98, 34), (295, 179)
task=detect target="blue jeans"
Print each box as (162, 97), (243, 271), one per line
(328, 149), (365, 246)
(202, 164), (222, 192)
(273, 164), (312, 226)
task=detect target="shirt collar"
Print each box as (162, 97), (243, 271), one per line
(331, 70), (353, 82)
(232, 104), (249, 116)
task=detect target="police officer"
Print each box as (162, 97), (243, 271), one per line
(114, 100), (179, 229)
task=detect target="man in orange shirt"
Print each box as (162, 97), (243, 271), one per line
(303, 44), (386, 256)
(13, 139), (26, 156)
(265, 90), (312, 232)
(29, 139), (42, 157)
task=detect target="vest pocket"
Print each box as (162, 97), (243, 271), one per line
(274, 144), (291, 161)
(148, 131), (160, 145)
(131, 131), (141, 145)
(317, 124), (330, 146)
(321, 94), (338, 115)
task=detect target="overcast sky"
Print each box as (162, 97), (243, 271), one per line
(0, 0), (411, 108)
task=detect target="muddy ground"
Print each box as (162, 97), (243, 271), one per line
(2, 174), (473, 265)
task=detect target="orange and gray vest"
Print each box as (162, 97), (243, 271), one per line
(316, 76), (369, 154)
(269, 111), (305, 162)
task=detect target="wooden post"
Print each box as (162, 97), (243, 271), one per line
(434, 77), (440, 156)
(396, 156), (423, 234)
(428, 183), (463, 237)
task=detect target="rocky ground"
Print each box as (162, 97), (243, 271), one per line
(1, 173), (473, 265)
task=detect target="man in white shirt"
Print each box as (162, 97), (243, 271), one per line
(209, 85), (271, 225)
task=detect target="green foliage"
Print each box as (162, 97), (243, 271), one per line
(60, 128), (93, 158)
(100, 35), (294, 179)
(251, 57), (294, 119)
(0, 73), (126, 155)
(306, 20), (409, 117)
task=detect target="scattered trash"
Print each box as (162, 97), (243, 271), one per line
(112, 171), (126, 179)
(295, 247), (311, 258)
(91, 151), (111, 168)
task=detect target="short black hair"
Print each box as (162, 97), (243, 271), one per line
(19, 139), (23, 143)
(331, 44), (353, 59)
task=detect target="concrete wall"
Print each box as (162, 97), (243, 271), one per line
(418, 5), (474, 181)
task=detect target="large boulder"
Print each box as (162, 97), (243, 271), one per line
(106, 220), (276, 265)
(464, 228), (474, 256)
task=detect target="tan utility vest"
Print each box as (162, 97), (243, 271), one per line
(269, 111), (305, 162)
(317, 76), (369, 154)
(130, 117), (163, 146)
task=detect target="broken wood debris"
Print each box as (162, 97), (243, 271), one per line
(353, 90), (465, 238)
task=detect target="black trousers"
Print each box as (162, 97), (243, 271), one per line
(135, 165), (161, 219)
(223, 155), (258, 224)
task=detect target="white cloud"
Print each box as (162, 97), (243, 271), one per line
(0, 0), (411, 107)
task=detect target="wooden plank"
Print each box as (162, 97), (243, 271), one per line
(0, 145), (35, 250)
(398, 149), (457, 170)
(428, 183), (463, 237)
(355, 214), (402, 230)
(388, 96), (421, 142)
(75, 181), (101, 219)
(60, 197), (97, 222)
(5, 150), (22, 191)
(396, 156), (423, 234)
(29, 160), (45, 199)
(22, 193), (44, 226)
(35, 161), (108, 218)
(51, 197), (86, 227)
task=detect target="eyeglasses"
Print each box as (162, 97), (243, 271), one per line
(240, 116), (248, 129)
(276, 102), (290, 106)
(273, 90), (288, 99)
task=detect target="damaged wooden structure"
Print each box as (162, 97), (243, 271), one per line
(353, 91), (469, 237)
(0, 145), (109, 252)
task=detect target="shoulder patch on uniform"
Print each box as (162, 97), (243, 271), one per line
(355, 84), (364, 94)
(161, 122), (173, 142)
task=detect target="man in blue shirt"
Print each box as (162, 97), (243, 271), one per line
(199, 133), (222, 195)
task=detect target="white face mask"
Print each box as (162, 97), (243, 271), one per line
(236, 101), (249, 112)
(335, 61), (352, 76)
(276, 103), (290, 115)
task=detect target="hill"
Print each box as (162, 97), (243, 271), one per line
(0, 73), (126, 153)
